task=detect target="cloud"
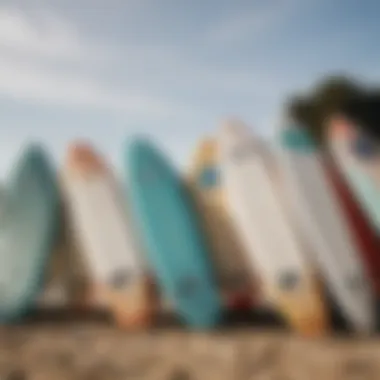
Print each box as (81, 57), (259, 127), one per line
(0, 4), (284, 122)
(207, 0), (301, 45)
(0, 6), (189, 119)
(0, 3), (299, 134)
(0, 7), (84, 60)
(0, 55), (185, 117)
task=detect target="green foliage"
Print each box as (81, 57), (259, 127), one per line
(288, 75), (365, 144)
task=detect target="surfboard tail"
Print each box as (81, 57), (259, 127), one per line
(270, 277), (330, 337)
(92, 277), (156, 329)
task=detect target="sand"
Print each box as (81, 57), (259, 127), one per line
(1, 318), (380, 380)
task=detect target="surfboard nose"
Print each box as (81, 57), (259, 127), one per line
(65, 142), (106, 173)
(9, 143), (57, 199)
(126, 137), (158, 165)
(193, 138), (217, 164)
(328, 116), (355, 141)
(126, 137), (175, 179)
(220, 118), (249, 137)
(13, 143), (53, 176)
(21, 143), (49, 162)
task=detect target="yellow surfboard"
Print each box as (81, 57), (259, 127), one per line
(187, 138), (257, 310)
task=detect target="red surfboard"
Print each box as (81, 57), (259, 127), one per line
(325, 159), (380, 297)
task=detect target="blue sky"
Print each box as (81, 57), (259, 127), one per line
(0, 0), (379, 178)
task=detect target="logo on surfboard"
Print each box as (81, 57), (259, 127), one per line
(198, 166), (219, 189)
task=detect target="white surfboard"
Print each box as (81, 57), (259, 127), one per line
(277, 122), (375, 333)
(219, 119), (328, 336)
(61, 142), (153, 328)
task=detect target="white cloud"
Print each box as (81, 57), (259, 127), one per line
(0, 6), (281, 123)
(207, 0), (300, 45)
(0, 6), (190, 119)
(0, 55), (187, 118)
(0, 4), (299, 130)
(0, 7), (84, 60)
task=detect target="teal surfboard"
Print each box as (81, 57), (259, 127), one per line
(125, 137), (223, 328)
(0, 144), (60, 321)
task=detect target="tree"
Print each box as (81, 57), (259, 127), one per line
(288, 75), (365, 144)
(339, 91), (380, 141)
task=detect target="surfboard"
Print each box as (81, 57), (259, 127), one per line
(0, 143), (60, 321)
(0, 180), (73, 311)
(219, 119), (327, 336)
(125, 137), (223, 328)
(187, 138), (255, 310)
(61, 143), (153, 329)
(277, 122), (375, 333)
(327, 116), (380, 233)
(326, 161), (380, 299)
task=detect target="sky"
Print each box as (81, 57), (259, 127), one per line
(0, 0), (380, 178)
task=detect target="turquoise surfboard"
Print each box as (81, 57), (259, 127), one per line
(0, 144), (60, 321)
(125, 137), (223, 328)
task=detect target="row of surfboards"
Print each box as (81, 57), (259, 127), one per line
(1, 116), (380, 336)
